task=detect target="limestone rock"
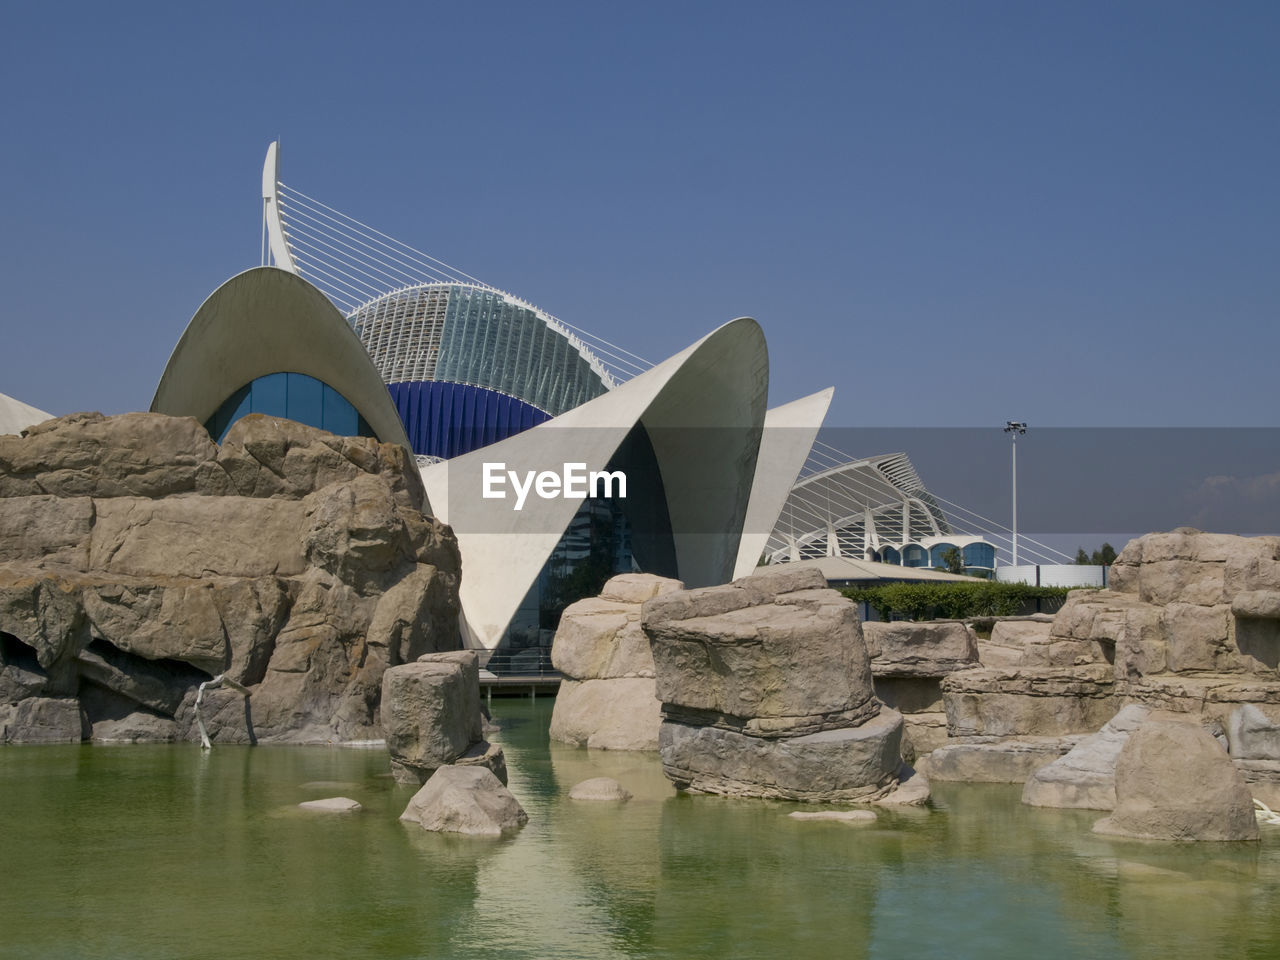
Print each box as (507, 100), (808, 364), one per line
(863, 620), (978, 678)
(1022, 704), (1151, 810)
(1227, 704), (1280, 761)
(875, 764), (931, 806)
(381, 652), (484, 784)
(569, 777), (633, 801)
(453, 739), (509, 785)
(644, 568), (879, 738)
(0, 413), (462, 747)
(658, 709), (903, 802)
(549, 574), (679, 751)
(988, 618), (1053, 648)
(400, 766), (528, 836)
(89, 709), (180, 742)
(549, 678), (662, 751)
(0, 412), (221, 500)
(941, 665), (1116, 737)
(214, 415), (427, 511)
(1093, 714), (1260, 842)
(3, 697), (84, 743)
(299, 797), (363, 813)
(922, 735), (1082, 783)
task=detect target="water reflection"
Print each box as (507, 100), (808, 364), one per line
(1, 702), (1277, 960)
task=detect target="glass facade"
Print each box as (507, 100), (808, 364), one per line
(205, 372), (375, 443)
(963, 542), (997, 570)
(350, 283), (610, 418)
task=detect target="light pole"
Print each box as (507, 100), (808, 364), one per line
(1004, 421), (1027, 567)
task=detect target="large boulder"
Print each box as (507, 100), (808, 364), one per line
(643, 568), (903, 801)
(1021, 704), (1151, 809)
(1093, 714), (1260, 842)
(645, 568), (880, 737)
(548, 573), (681, 751)
(381, 652), (485, 784)
(399, 766), (528, 836)
(923, 735), (1081, 783)
(941, 664), (1116, 738)
(0, 413), (461, 746)
(863, 620), (978, 678)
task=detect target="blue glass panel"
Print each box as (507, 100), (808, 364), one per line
(902, 544), (929, 568)
(929, 543), (958, 568)
(386, 381), (550, 460)
(963, 543), (996, 569)
(321, 382), (358, 436)
(204, 372), (374, 443)
(882, 546), (901, 565)
(251, 372), (287, 416)
(285, 372), (324, 429)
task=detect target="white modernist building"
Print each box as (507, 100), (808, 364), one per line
(152, 142), (988, 653)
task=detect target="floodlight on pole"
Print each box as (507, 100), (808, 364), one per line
(1003, 421), (1027, 567)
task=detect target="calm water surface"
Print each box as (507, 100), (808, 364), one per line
(2, 698), (1278, 960)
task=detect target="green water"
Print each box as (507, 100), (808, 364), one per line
(2, 699), (1278, 960)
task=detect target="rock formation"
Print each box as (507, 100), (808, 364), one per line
(1021, 704), (1151, 809)
(642, 567), (904, 802)
(0, 412), (460, 744)
(1092, 713), (1260, 842)
(928, 531), (1280, 802)
(548, 573), (682, 751)
(400, 766), (528, 836)
(864, 619), (977, 760)
(381, 651), (506, 784)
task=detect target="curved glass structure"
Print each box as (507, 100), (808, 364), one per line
(205, 371), (374, 443)
(350, 283), (611, 459)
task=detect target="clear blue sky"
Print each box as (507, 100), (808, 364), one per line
(2, 1), (1276, 429)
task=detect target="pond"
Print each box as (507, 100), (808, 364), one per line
(2, 698), (1277, 959)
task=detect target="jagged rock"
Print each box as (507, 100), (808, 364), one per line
(941, 665), (1115, 737)
(569, 777), (632, 801)
(645, 568), (880, 738)
(863, 620), (978, 677)
(550, 678), (662, 751)
(381, 652), (484, 784)
(1022, 704), (1151, 809)
(988, 617), (1053, 648)
(299, 797), (362, 813)
(922, 735), (1082, 783)
(399, 766), (528, 836)
(1093, 714), (1260, 842)
(0, 412), (221, 500)
(659, 710), (903, 802)
(3, 697), (84, 743)
(0, 413), (461, 746)
(453, 739), (509, 785)
(549, 573), (680, 751)
(213, 416), (427, 511)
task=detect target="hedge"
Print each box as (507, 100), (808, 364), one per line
(840, 581), (1077, 621)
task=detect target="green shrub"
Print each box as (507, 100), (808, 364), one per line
(840, 581), (1077, 621)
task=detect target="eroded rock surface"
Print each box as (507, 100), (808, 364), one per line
(0, 413), (461, 745)
(400, 766), (528, 836)
(548, 574), (682, 751)
(643, 567), (902, 802)
(1093, 714), (1260, 842)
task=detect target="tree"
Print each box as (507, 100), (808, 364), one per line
(1074, 548), (1090, 565)
(1091, 542), (1117, 566)
(939, 547), (965, 576)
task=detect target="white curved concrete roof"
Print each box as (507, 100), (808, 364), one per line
(150, 267), (412, 451)
(0, 391), (52, 436)
(421, 316), (770, 649)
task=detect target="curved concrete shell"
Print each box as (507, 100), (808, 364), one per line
(0, 391), (52, 436)
(422, 317), (770, 649)
(150, 267), (412, 452)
